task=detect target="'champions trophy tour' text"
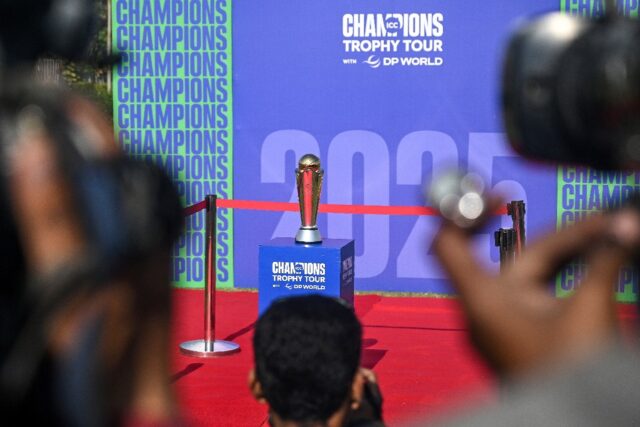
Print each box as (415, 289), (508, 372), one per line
(271, 262), (328, 291)
(341, 13), (445, 68)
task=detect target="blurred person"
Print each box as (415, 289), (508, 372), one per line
(0, 84), (183, 426)
(421, 205), (640, 426)
(403, 3), (640, 424)
(249, 295), (385, 427)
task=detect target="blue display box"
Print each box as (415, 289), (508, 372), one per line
(258, 238), (355, 315)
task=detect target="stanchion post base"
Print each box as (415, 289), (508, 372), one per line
(179, 339), (240, 357)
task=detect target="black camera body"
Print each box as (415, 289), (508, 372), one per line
(503, 11), (640, 170)
(0, 0), (96, 66)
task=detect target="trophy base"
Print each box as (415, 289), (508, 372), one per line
(295, 227), (322, 244)
(258, 238), (355, 314)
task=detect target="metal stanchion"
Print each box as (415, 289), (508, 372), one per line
(495, 200), (526, 272)
(495, 228), (516, 272)
(507, 200), (526, 256)
(179, 194), (240, 357)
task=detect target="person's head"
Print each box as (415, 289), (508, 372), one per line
(250, 295), (364, 427)
(0, 83), (182, 425)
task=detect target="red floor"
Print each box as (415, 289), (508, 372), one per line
(171, 290), (639, 426)
(170, 290), (496, 426)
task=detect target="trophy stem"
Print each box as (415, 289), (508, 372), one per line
(302, 171), (315, 226)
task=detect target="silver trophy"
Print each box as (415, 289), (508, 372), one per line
(295, 154), (324, 243)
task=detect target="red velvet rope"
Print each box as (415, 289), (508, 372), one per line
(183, 197), (508, 217)
(217, 199), (441, 215)
(182, 199), (207, 216)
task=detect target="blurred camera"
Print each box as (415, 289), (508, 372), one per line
(0, 0), (96, 67)
(502, 10), (640, 170)
(0, 1), (183, 420)
(427, 170), (487, 228)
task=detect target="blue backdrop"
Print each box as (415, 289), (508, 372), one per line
(233, 1), (559, 292)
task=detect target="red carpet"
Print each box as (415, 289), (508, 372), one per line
(170, 290), (638, 426)
(170, 290), (496, 426)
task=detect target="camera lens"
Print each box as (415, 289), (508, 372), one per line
(503, 13), (640, 170)
(427, 170), (487, 228)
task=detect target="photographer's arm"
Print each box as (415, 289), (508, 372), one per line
(434, 210), (640, 377)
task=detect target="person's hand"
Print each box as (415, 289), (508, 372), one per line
(434, 209), (640, 377)
(348, 368), (384, 426)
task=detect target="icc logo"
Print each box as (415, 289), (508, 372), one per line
(385, 17), (401, 35)
(294, 262), (304, 275)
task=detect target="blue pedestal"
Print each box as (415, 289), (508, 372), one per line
(258, 238), (355, 315)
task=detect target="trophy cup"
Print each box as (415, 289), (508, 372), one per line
(295, 154), (324, 243)
(257, 153), (354, 314)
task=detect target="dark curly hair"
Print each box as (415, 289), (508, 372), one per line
(254, 295), (362, 423)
